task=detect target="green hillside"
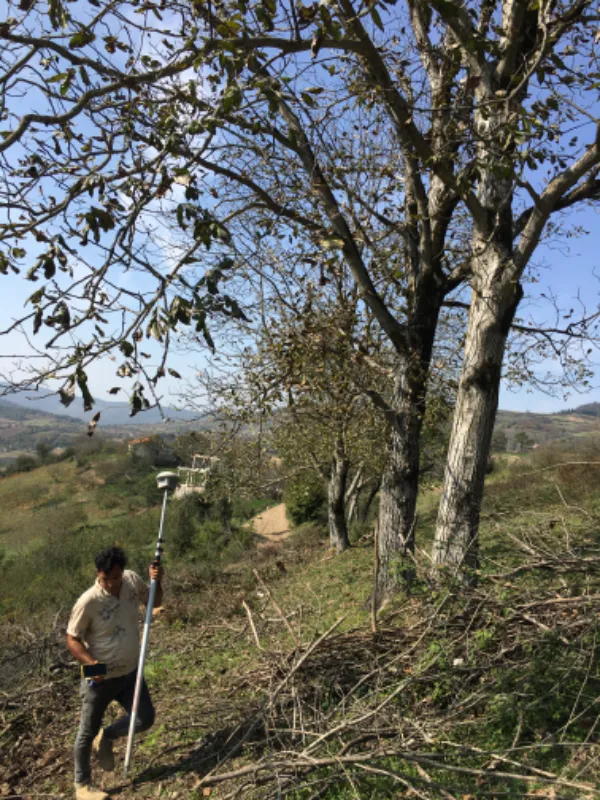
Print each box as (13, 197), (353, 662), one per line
(0, 398), (84, 458)
(1, 438), (599, 798)
(494, 406), (600, 451)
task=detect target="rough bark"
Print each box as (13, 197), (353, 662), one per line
(433, 246), (522, 576)
(328, 441), (350, 553)
(375, 295), (440, 607)
(375, 390), (421, 603)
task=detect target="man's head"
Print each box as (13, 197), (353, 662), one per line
(95, 546), (127, 596)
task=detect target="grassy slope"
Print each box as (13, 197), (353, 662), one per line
(495, 408), (600, 447)
(0, 457), (150, 555)
(2, 447), (600, 799)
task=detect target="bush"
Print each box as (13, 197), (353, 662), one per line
(14, 454), (38, 473)
(171, 494), (210, 557)
(72, 434), (105, 466)
(284, 472), (326, 525)
(231, 496), (271, 521)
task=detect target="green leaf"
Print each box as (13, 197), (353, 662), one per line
(76, 366), (94, 412)
(79, 65), (91, 86)
(33, 307), (43, 335)
(119, 341), (134, 357)
(370, 7), (384, 30)
(130, 392), (143, 417)
(255, 5), (274, 30)
(69, 29), (96, 48)
(43, 256), (56, 280)
(48, 72), (69, 84)
(60, 69), (75, 97)
(26, 287), (45, 306)
(222, 84), (242, 114)
(49, 0), (70, 29)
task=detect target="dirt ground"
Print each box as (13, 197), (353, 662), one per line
(250, 503), (292, 543)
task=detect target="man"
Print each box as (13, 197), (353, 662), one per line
(66, 546), (163, 800)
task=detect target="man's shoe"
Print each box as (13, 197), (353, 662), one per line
(74, 783), (109, 800)
(92, 728), (115, 772)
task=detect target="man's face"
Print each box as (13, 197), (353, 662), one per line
(98, 565), (124, 596)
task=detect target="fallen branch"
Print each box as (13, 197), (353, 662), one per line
(253, 569), (298, 645)
(241, 601), (263, 650)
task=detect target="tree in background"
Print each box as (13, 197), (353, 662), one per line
(514, 431), (534, 453)
(491, 429), (508, 454)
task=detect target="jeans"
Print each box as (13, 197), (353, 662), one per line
(74, 669), (155, 785)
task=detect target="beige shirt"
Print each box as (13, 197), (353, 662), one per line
(67, 570), (149, 679)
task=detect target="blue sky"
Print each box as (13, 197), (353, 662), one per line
(498, 203), (600, 412)
(1, 209), (598, 415)
(0, 0), (598, 415)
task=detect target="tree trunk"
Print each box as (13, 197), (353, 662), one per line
(328, 441), (350, 553)
(375, 296), (440, 608)
(360, 477), (380, 522)
(433, 255), (522, 576)
(345, 463), (364, 526)
(375, 375), (421, 604)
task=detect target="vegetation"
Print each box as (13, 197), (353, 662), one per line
(2, 0), (600, 603)
(1, 436), (600, 798)
(2, 0), (600, 794)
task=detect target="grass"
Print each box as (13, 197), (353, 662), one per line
(2, 440), (600, 799)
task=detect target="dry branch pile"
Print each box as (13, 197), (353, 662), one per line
(184, 526), (600, 799)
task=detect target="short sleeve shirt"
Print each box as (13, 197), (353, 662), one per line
(67, 570), (149, 678)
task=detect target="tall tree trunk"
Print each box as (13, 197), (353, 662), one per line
(375, 372), (421, 604)
(375, 296), (440, 608)
(328, 440), (350, 553)
(433, 253), (522, 575)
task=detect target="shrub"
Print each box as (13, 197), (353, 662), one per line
(72, 434), (105, 466)
(14, 454), (38, 473)
(285, 472), (326, 525)
(171, 494), (210, 557)
(230, 495), (271, 521)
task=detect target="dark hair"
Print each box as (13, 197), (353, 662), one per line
(95, 546), (127, 574)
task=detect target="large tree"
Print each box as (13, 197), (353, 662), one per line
(1, 0), (599, 597)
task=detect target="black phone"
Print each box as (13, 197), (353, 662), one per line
(81, 663), (107, 679)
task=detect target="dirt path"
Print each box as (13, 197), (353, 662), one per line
(250, 503), (292, 542)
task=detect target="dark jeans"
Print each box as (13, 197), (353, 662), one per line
(74, 669), (155, 785)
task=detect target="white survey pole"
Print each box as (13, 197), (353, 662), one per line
(123, 472), (178, 777)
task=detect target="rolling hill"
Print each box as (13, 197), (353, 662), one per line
(0, 384), (198, 424)
(495, 403), (600, 450)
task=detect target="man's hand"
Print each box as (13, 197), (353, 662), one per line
(149, 563), (163, 582)
(66, 635), (105, 682)
(89, 662), (105, 684)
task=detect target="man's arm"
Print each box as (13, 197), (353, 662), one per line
(66, 634), (97, 666)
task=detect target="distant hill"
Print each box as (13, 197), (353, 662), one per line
(0, 393), (211, 457)
(558, 402), (600, 417)
(494, 404), (600, 452)
(0, 385), (199, 425)
(0, 397), (82, 424)
(0, 397), (85, 456)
